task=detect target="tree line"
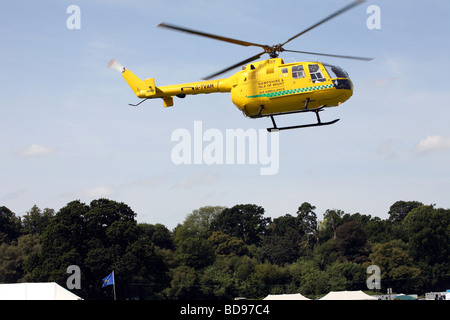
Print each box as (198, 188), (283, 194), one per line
(0, 199), (449, 299)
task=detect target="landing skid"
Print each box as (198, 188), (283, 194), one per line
(250, 100), (340, 132)
(267, 106), (340, 132)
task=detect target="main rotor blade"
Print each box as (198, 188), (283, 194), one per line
(281, 0), (366, 47)
(282, 49), (373, 61)
(203, 52), (265, 80)
(158, 22), (268, 49)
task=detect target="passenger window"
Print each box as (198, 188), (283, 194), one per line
(292, 65), (305, 79)
(309, 64), (325, 83)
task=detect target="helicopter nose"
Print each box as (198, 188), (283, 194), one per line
(326, 64), (352, 90)
(333, 78), (352, 90)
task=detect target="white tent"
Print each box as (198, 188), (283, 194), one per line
(0, 282), (83, 300)
(264, 293), (310, 300)
(319, 290), (377, 300)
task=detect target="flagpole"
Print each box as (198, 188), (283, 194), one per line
(112, 270), (116, 300)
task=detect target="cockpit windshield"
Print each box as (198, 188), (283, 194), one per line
(324, 64), (349, 79)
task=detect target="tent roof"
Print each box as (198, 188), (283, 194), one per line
(320, 290), (377, 300)
(0, 282), (82, 300)
(264, 293), (310, 300)
(392, 294), (417, 300)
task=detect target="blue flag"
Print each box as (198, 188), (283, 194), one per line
(102, 272), (114, 288)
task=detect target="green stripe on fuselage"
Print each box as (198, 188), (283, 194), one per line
(248, 84), (334, 98)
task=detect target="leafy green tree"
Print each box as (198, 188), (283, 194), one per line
(199, 256), (263, 299)
(403, 205), (450, 291)
(208, 231), (248, 257)
(173, 222), (214, 269)
(138, 223), (174, 250)
(335, 221), (369, 263)
(22, 205), (55, 235)
(2, 198), (448, 298)
(171, 206), (226, 269)
(211, 204), (271, 245)
(384, 201), (424, 242)
(0, 206), (22, 244)
(288, 259), (329, 296)
(0, 234), (41, 283)
(257, 214), (306, 265)
(164, 265), (201, 299)
(326, 261), (366, 291)
(340, 213), (387, 243)
(185, 206), (226, 234)
(250, 262), (289, 297)
(368, 240), (421, 292)
(403, 205), (450, 265)
(233, 256), (259, 298)
(25, 199), (168, 299)
(25, 201), (89, 285)
(200, 258), (238, 299)
(297, 202), (319, 244)
(388, 201), (423, 223)
(323, 209), (344, 240)
(313, 238), (339, 269)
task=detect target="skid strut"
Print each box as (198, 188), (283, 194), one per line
(250, 99), (340, 132)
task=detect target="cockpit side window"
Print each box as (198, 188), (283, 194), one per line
(309, 64), (326, 83)
(292, 65), (305, 79)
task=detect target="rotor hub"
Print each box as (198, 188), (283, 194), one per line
(265, 44), (283, 58)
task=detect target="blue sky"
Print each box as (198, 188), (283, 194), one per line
(1, 0), (450, 228)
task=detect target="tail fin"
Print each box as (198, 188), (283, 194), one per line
(122, 69), (157, 98)
(108, 59), (156, 98)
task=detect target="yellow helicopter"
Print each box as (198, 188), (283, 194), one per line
(110, 0), (372, 131)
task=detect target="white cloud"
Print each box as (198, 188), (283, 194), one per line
(71, 174), (170, 202)
(414, 135), (450, 153)
(172, 171), (219, 188)
(15, 144), (56, 157)
(120, 173), (170, 189)
(372, 77), (398, 87)
(81, 186), (115, 198)
(377, 139), (402, 159)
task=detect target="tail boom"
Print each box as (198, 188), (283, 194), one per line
(121, 68), (233, 107)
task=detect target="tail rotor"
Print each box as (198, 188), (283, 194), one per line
(107, 58), (125, 73)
